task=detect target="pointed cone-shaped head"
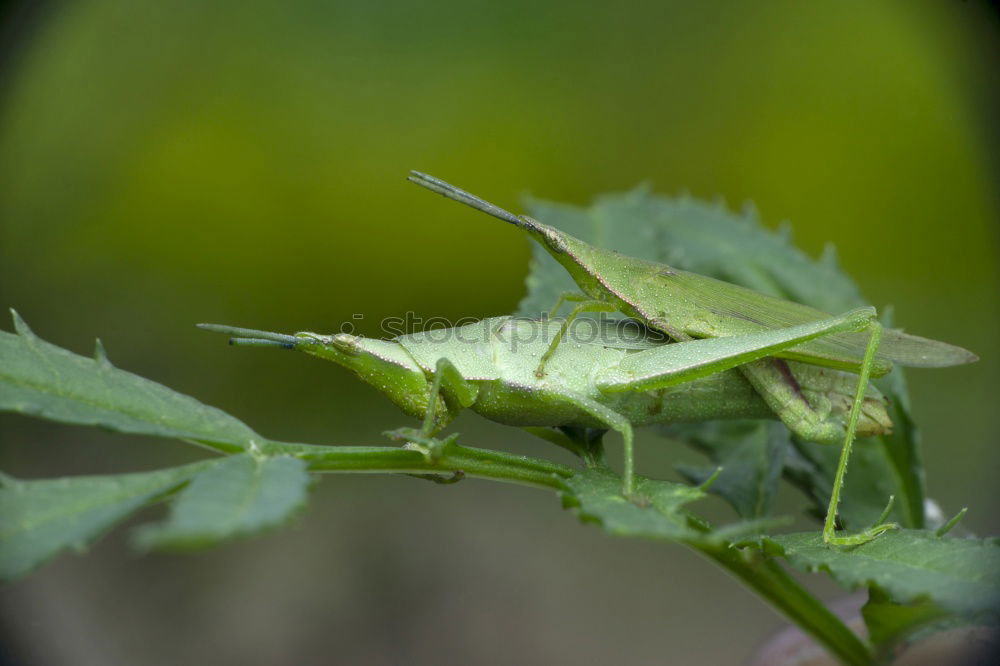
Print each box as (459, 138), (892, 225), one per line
(293, 332), (434, 421)
(513, 215), (667, 312)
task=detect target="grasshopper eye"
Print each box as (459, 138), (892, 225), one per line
(329, 333), (362, 356)
(517, 216), (568, 254)
(538, 226), (568, 254)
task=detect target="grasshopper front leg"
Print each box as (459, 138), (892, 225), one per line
(536, 298), (617, 378)
(385, 357), (478, 462)
(545, 291), (593, 319)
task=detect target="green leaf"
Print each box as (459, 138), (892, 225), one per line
(769, 531), (1000, 619)
(0, 460), (215, 580)
(132, 454), (310, 550)
(0, 310), (260, 450)
(521, 191), (924, 528)
(673, 421), (787, 521)
(861, 587), (951, 655)
(562, 466), (706, 541)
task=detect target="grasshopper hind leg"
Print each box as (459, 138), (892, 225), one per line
(821, 320), (898, 545)
(736, 317), (898, 545)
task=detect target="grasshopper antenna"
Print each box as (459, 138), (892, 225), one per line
(408, 170), (528, 228)
(197, 323), (298, 349)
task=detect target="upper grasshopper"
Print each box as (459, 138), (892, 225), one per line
(407, 171), (978, 545)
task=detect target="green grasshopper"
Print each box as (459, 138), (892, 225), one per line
(407, 172), (978, 545)
(201, 312), (890, 499)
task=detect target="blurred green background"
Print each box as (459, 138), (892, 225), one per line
(1, 1), (997, 664)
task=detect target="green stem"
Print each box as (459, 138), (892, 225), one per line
(199, 435), (868, 665)
(251, 440), (574, 491)
(693, 541), (873, 666)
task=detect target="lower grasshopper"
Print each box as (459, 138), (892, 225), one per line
(201, 312), (891, 513)
(407, 172), (978, 545)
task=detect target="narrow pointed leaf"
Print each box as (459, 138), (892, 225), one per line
(0, 311), (260, 450)
(133, 454), (310, 550)
(0, 460), (215, 580)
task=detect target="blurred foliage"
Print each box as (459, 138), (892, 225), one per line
(0, 1), (997, 664)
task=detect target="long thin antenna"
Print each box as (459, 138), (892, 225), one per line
(197, 323), (299, 348)
(229, 337), (295, 349)
(408, 170), (527, 227)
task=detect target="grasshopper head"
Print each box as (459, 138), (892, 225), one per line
(201, 321), (452, 428)
(294, 332), (436, 422)
(406, 170), (657, 308)
(514, 216), (570, 254)
(517, 216), (654, 306)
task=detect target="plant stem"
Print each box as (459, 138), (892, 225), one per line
(693, 541), (873, 666)
(202, 435), (870, 665)
(254, 440), (574, 491)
